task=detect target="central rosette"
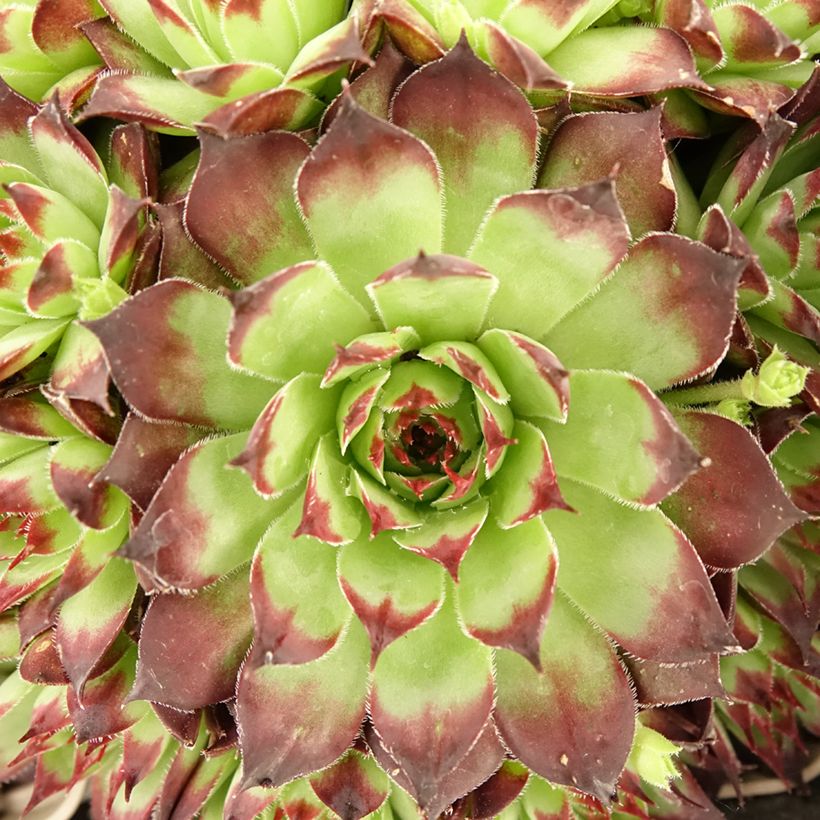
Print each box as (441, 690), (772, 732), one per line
(228, 251), (574, 557)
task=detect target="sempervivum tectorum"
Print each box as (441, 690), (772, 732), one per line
(0, 0), (107, 111)
(0, 78), (161, 440)
(79, 0), (366, 134)
(65, 40), (809, 818)
(352, 0), (712, 102)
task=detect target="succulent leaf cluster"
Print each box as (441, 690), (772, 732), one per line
(0, 2), (818, 819)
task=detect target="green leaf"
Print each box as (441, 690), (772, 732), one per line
(391, 37), (537, 255)
(370, 588), (494, 811)
(469, 182), (629, 337)
(367, 253), (497, 345)
(297, 95), (442, 305)
(544, 235), (744, 389)
(546, 479), (735, 662)
(228, 261), (377, 382)
(339, 532), (444, 660)
(232, 374), (339, 498)
(457, 515), (557, 667)
(539, 370), (700, 506)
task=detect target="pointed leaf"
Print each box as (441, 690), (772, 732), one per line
(338, 532), (444, 661)
(419, 341), (509, 403)
(185, 130), (313, 284)
(250, 500), (351, 666)
(97, 414), (206, 511)
(662, 411), (806, 569)
(469, 182), (629, 337)
(27, 240), (94, 319)
(322, 327), (420, 388)
(539, 108), (676, 237)
(49, 437), (128, 529)
(545, 235), (744, 389)
(231, 374), (339, 497)
(457, 516), (557, 668)
(297, 94), (442, 304)
(547, 26), (704, 96)
(0, 445), (60, 515)
(29, 98), (108, 226)
(228, 261), (377, 382)
(494, 593), (636, 802)
(120, 434), (276, 590)
(548, 479), (736, 662)
(370, 591), (494, 811)
(86, 279), (273, 428)
(367, 253), (497, 345)
(348, 469), (422, 537)
(310, 749), (390, 820)
(337, 368), (391, 454)
(491, 420), (569, 526)
(541, 370), (701, 506)
(56, 554), (135, 695)
(391, 37), (537, 256)
(393, 499), (488, 581)
(237, 619), (370, 789)
(0, 78), (39, 172)
(295, 434), (363, 546)
(477, 329), (569, 421)
(7, 182), (100, 248)
(221, 0), (300, 69)
(131, 572), (252, 710)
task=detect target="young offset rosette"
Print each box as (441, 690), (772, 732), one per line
(76, 41), (771, 816)
(353, 0), (710, 102)
(0, 0), (106, 110)
(80, 0), (365, 133)
(0, 79), (159, 438)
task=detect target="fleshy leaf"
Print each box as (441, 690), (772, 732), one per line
(546, 479), (736, 662)
(86, 279), (273, 429)
(96, 414), (206, 511)
(545, 235), (744, 389)
(540, 370), (701, 506)
(547, 26), (704, 96)
(477, 329), (569, 421)
(7, 182), (100, 248)
(348, 469), (423, 537)
(457, 515), (557, 668)
(494, 593), (636, 802)
(250, 500), (351, 666)
(469, 182), (629, 337)
(310, 748), (390, 820)
(337, 368), (391, 454)
(662, 411), (806, 569)
(49, 437), (128, 529)
(228, 261), (377, 382)
(296, 93), (442, 304)
(29, 98), (108, 227)
(119, 434), (276, 590)
(392, 499), (488, 581)
(367, 253), (497, 345)
(295, 434), (363, 546)
(391, 36), (537, 256)
(494, 420), (565, 519)
(419, 341), (509, 404)
(56, 553), (135, 696)
(130, 572), (253, 710)
(185, 130), (313, 284)
(370, 589), (494, 811)
(539, 108), (676, 237)
(338, 533), (444, 662)
(237, 619), (370, 789)
(231, 374), (339, 497)
(322, 327), (421, 388)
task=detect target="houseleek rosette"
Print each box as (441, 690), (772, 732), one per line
(80, 0), (362, 133)
(0, 78), (160, 439)
(69, 41), (812, 817)
(0, 0), (106, 109)
(352, 0), (711, 102)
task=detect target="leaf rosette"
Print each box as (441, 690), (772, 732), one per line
(74, 41), (791, 813)
(79, 0), (363, 133)
(0, 79), (161, 437)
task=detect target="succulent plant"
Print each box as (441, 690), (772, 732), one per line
(78, 0), (363, 133)
(0, 2), (817, 818)
(0, 0), (106, 110)
(7, 39), (789, 817)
